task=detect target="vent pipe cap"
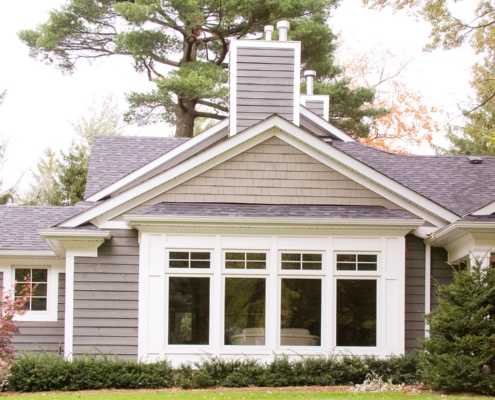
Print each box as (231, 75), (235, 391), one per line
(276, 20), (290, 41)
(304, 70), (316, 95)
(264, 25), (274, 41)
(468, 156), (483, 165)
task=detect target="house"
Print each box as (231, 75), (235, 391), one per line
(2, 21), (495, 365)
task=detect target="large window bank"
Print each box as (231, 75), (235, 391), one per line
(138, 233), (405, 364)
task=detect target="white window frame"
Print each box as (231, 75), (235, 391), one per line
(164, 249), (214, 350)
(333, 252), (381, 350)
(6, 263), (62, 322)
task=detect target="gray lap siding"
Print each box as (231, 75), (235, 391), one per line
(73, 229), (139, 360)
(12, 273), (65, 354)
(404, 235), (450, 352)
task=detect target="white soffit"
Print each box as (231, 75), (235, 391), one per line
(60, 115), (456, 228)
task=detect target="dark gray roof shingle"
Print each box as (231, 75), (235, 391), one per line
(85, 136), (189, 198)
(0, 206), (87, 251)
(133, 202), (415, 220)
(333, 142), (495, 216)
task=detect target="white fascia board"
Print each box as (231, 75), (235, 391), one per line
(270, 124), (458, 227)
(472, 200), (495, 216)
(86, 119), (229, 202)
(61, 114), (454, 229)
(0, 250), (58, 258)
(426, 221), (495, 247)
(299, 106), (355, 142)
(124, 214), (423, 231)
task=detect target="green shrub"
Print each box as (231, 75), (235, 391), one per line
(420, 263), (495, 395)
(7, 351), (418, 392)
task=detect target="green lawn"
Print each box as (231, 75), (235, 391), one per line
(4, 389), (494, 400)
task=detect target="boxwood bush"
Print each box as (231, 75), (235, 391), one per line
(7, 352), (420, 392)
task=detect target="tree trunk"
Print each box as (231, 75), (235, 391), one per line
(175, 98), (197, 137)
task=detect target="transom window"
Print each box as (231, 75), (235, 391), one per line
(281, 253), (322, 270)
(336, 254), (377, 271)
(14, 268), (48, 311)
(169, 251), (211, 269)
(225, 252), (266, 270)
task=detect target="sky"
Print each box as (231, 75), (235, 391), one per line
(0, 0), (477, 193)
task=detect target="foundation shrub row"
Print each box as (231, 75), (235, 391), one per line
(7, 352), (420, 392)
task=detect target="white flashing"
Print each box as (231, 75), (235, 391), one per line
(299, 106), (354, 142)
(61, 115), (456, 229)
(86, 119), (229, 202)
(0, 250), (58, 258)
(472, 200), (495, 216)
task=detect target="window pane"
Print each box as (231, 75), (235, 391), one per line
(247, 253), (266, 261)
(281, 262), (300, 270)
(31, 297), (47, 311)
(337, 254), (356, 262)
(358, 254), (377, 263)
(226, 252), (244, 261)
(280, 279), (321, 346)
(34, 283), (47, 297)
(358, 263), (377, 271)
(336, 280), (377, 347)
(169, 260), (188, 269)
(303, 254), (322, 262)
(336, 263), (355, 271)
(168, 277), (209, 345)
(282, 253), (301, 262)
(226, 261), (245, 269)
(32, 269), (48, 282)
(191, 252), (210, 260)
(246, 261), (265, 270)
(15, 269), (30, 282)
(190, 261), (210, 269)
(170, 252), (188, 260)
(225, 278), (265, 345)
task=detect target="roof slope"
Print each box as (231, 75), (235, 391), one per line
(133, 202), (415, 220)
(334, 142), (495, 216)
(0, 206), (87, 251)
(85, 136), (189, 198)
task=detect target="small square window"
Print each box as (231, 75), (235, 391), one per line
(14, 268), (48, 311)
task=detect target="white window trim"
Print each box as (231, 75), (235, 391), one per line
(7, 264), (62, 322)
(138, 233), (406, 363)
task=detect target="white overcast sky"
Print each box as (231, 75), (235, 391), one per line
(0, 0), (476, 192)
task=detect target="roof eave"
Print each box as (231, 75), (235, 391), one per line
(124, 214), (424, 232)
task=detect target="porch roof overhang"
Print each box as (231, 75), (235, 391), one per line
(124, 203), (424, 234)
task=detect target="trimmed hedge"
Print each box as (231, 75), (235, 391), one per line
(7, 352), (420, 392)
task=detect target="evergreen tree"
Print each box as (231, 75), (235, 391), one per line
(19, 0), (384, 138)
(441, 61), (495, 155)
(420, 261), (495, 395)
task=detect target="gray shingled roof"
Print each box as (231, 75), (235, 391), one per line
(133, 202), (415, 220)
(333, 142), (495, 216)
(0, 206), (87, 251)
(85, 133), (495, 218)
(85, 136), (189, 198)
